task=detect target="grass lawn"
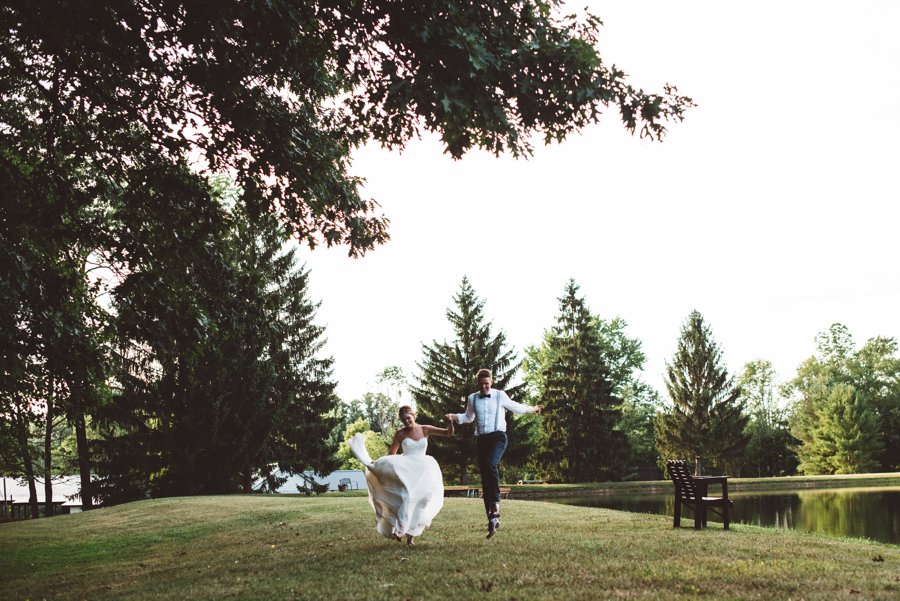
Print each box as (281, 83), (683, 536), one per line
(2, 495), (898, 600)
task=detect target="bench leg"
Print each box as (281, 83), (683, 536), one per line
(673, 495), (681, 528)
(723, 504), (730, 530)
(694, 504), (703, 529)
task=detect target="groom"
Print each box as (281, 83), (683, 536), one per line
(446, 368), (543, 538)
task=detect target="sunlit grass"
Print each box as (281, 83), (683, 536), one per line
(2, 495), (897, 600)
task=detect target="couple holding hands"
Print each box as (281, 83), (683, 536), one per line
(349, 369), (543, 544)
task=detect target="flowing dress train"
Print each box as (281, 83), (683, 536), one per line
(349, 432), (444, 539)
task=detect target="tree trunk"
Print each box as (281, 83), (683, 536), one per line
(460, 461), (468, 485)
(694, 455), (703, 476)
(15, 410), (40, 519)
(73, 409), (93, 510)
(44, 386), (54, 517)
(1, 477), (8, 520)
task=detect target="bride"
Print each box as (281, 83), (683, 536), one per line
(349, 405), (454, 545)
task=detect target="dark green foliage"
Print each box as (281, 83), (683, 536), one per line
(787, 324), (899, 474)
(740, 411), (799, 478)
(0, 140), (109, 509)
(618, 382), (663, 475)
(592, 318), (661, 477)
(525, 280), (626, 482)
(803, 384), (882, 474)
(93, 188), (338, 503)
(2, 0), (691, 257)
(656, 311), (749, 475)
(737, 360), (798, 477)
(3, 1), (691, 503)
(411, 277), (526, 484)
(852, 336), (900, 471)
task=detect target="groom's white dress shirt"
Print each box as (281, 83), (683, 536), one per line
(453, 388), (532, 435)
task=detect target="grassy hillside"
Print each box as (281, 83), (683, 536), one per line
(2, 495), (898, 600)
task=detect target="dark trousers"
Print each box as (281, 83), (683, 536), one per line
(476, 431), (508, 516)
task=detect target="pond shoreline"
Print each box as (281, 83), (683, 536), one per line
(445, 472), (900, 499)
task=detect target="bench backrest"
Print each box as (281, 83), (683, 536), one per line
(339, 478), (351, 485)
(666, 459), (698, 501)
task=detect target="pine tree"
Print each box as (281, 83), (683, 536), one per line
(803, 383), (882, 474)
(656, 311), (749, 475)
(94, 190), (338, 502)
(411, 277), (522, 484)
(526, 280), (626, 482)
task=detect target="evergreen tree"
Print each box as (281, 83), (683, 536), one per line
(656, 311), (748, 475)
(94, 188), (338, 502)
(411, 277), (523, 484)
(804, 383), (882, 474)
(525, 280), (625, 482)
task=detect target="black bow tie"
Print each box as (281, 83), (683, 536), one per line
(478, 393), (490, 399)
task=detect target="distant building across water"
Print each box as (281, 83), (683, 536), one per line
(253, 469), (367, 494)
(2, 475), (84, 520)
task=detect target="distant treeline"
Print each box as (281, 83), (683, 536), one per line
(337, 281), (899, 486)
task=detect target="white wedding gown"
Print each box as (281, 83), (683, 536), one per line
(349, 432), (444, 539)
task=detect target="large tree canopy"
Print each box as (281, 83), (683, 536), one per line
(787, 324), (899, 474)
(1, 1), (692, 506)
(2, 0), (692, 255)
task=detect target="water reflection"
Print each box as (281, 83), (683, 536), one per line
(546, 486), (900, 545)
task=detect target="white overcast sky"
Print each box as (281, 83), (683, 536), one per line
(298, 1), (900, 406)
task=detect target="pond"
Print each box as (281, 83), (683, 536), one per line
(543, 486), (900, 545)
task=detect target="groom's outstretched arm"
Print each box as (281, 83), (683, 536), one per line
(501, 391), (544, 415)
(445, 395), (475, 424)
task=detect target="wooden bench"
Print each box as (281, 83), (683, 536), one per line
(464, 487), (511, 499)
(666, 459), (733, 530)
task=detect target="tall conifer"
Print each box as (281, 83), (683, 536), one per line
(528, 280), (625, 482)
(412, 277), (522, 484)
(94, 191), (338, 502)
(656, 311), (748, 474)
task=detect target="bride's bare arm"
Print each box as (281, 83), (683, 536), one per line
(423, 422), (454, 437)
(422, 423), (453, 436)
(388, 430), (405, 455)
